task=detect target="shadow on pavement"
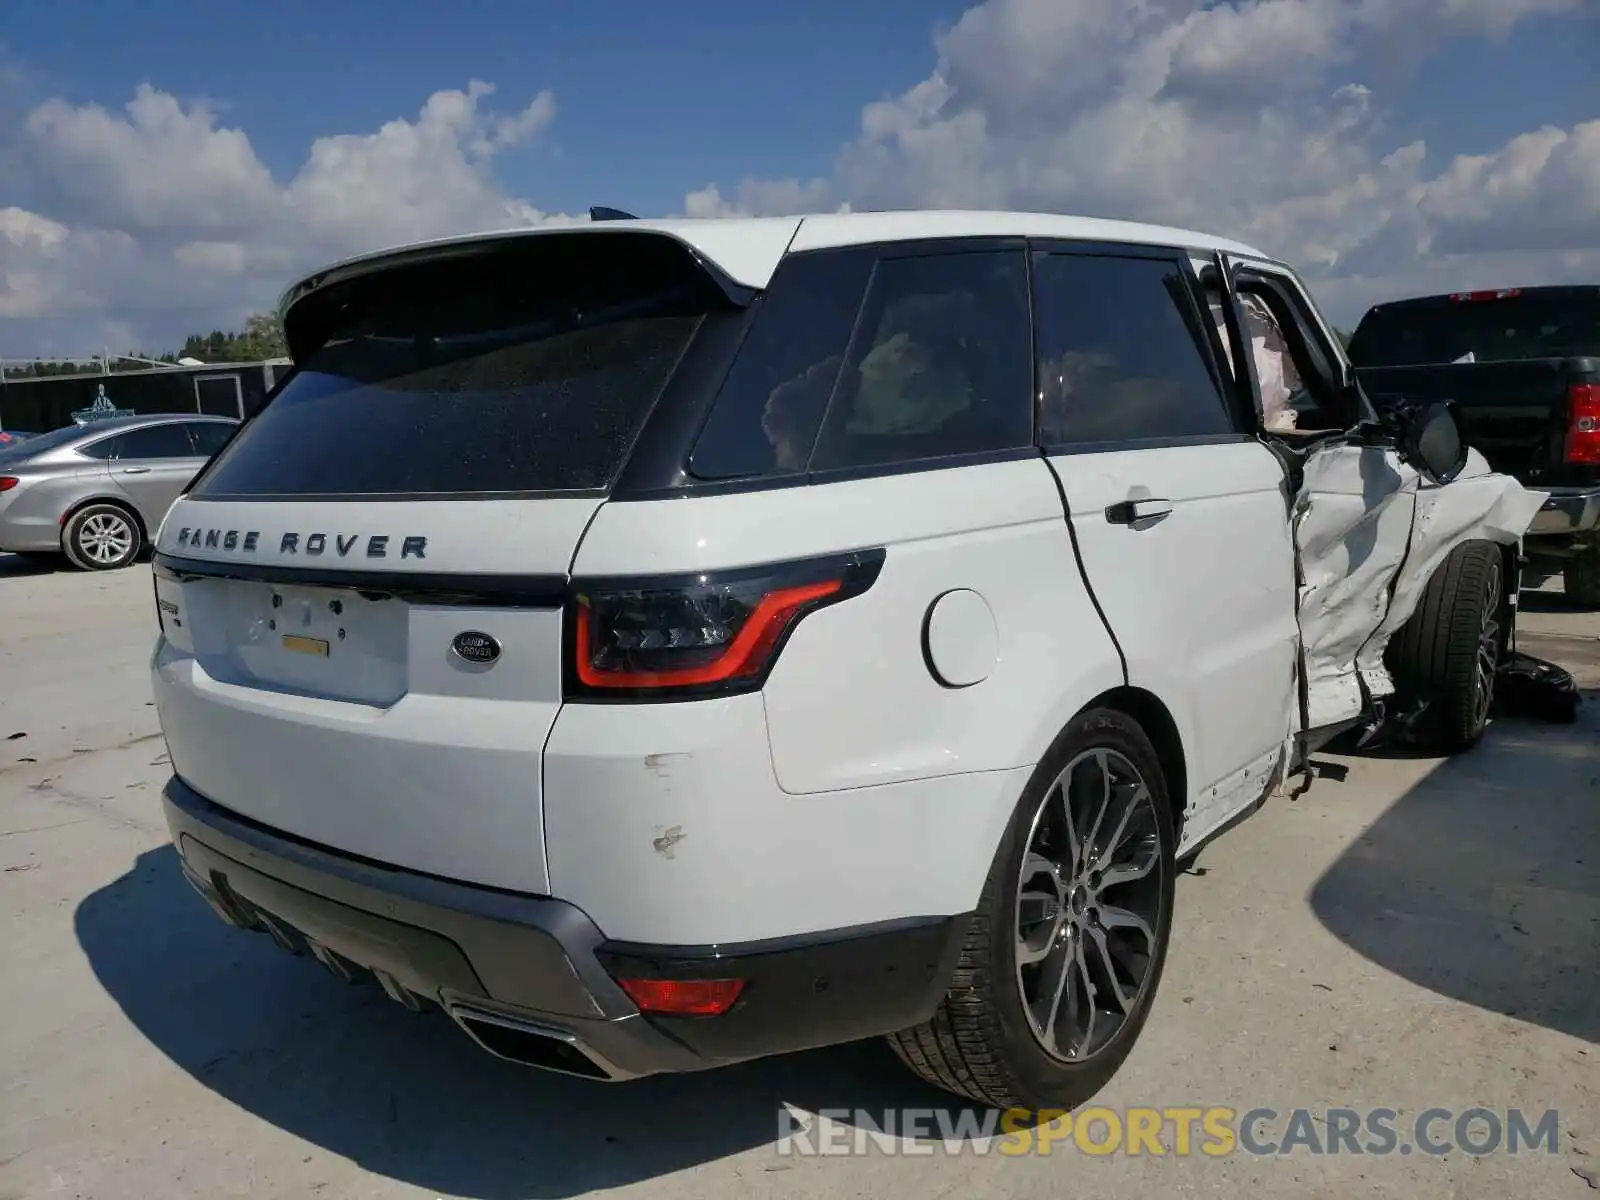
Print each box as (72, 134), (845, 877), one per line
(1310, 700), (1600, 1046)
(76, 846), (972, 1198)
(1520, 588), (1592, 615)
(0, 552), (61, 578)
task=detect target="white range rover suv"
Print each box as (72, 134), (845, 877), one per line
(150, 210), (1544, 1111)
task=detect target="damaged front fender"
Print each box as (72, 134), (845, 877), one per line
(1294, 443), (1548, 733)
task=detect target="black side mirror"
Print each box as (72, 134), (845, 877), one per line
(1401, 400), (1468, 485)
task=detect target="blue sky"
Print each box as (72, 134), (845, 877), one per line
(1, 0), (1596, 353)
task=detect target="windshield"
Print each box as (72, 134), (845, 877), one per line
(0, 425), (84, 463)
(193, 235), (730, 498)
(1349, 292), (1600, 367)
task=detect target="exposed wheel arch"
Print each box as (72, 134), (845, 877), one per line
(1078, 686), (1188, 841)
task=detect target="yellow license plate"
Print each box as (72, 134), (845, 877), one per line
(281, 634), (330, 657)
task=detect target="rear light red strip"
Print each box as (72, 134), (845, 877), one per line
(1566, 382), (1600, 465)
(575, 578), (842, 689)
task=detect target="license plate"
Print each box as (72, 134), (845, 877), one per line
(281, 634), (330, 658)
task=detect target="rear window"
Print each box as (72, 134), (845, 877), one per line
(1349, 292), (1600, 367)
(192, 234), (730, 498)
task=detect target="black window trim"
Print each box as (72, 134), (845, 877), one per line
(1229, 263), (1357, 435)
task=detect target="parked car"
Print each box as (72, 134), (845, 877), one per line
(1348, 286), (1600, 603)
(0, 413), (238, 570)
(148, 212), (1544, 1112)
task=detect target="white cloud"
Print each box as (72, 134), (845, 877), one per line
(2, 1), (1596, 356)
(687, 0), (1599, 321)
(1, 80), (578, 355)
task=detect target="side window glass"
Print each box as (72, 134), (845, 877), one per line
(809, 249), (1033, 471)
(186, 422), (234, 457)
(76, 435), (121, 460)
(1237, 282), (1343, 433)
(113, 423), (197, 459)
(688, 249), (874, 479)
(1033, 252), (1235, 445)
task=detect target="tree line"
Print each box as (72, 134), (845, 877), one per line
(4, 313), (287, 379)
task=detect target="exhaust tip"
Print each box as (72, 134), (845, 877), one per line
(450, 1006), (615, 1081)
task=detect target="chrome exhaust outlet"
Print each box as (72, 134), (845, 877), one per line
(449, 1004), (620, 1081)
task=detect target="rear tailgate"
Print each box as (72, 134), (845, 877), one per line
(150, 229), (742, 893)
(1355, 360), (1578, 483)
(153, 499), (595, 892)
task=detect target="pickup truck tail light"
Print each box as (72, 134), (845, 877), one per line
(564, 549), (885, 701)
(1565, 383), (1600, 465)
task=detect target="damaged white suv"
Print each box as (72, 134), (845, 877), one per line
(150, 211), (1544, 1111)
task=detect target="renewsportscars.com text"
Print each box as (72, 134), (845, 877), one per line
(776, 1105), (1561, 1158)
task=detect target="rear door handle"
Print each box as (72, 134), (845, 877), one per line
(119, 466), (151, 474)
(1105, 498), (1173, 525)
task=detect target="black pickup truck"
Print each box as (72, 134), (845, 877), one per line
(1348, 285), (1600, 605)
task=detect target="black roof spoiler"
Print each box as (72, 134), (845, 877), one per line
(589, 206), (638, 222)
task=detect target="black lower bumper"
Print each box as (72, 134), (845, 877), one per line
(162, 776), (969, 1081)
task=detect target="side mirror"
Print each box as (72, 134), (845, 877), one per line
(1401, 400), (1468, 485)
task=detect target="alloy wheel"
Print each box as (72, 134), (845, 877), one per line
(1014, 748), (1165, 1062)
(77, 511), (136, 566)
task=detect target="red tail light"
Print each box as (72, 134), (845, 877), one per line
(565, 549), (884, 700)
(1566, 383), (1600, 465)
(0, 477), (17, 492)
(1449, 289), (1522, 302)
(617, 977), (744, 1016)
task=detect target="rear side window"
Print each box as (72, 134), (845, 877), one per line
(809, 249), (1033, 471)
(186, 422), (234, 456)
(688, 248), (874, 480)
(115, 423), (198, 459)
(1033, 253), (1235, 445)
(193, 234), (729, 498)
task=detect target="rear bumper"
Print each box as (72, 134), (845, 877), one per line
(162, 775), (968, 1081)
(1527, 486), (1600, 542)
(0, 510), (60, 553)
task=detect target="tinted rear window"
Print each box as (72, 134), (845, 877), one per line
(1349, 293), (1600, 366)
(193, 235), (729, 498)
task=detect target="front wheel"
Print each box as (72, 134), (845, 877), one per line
(1385, 540), (1504, 753)
(62, 503), (143, 571)
(888, 707), (1176, 1111)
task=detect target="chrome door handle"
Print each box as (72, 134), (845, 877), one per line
(119, 466), (151, 474)
(1105, 498), (1173, 525)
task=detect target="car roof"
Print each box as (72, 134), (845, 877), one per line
(57, 413), (235, 438)
(278, 210), (1276, 320)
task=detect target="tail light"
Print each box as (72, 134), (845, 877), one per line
(565, 549), (885, 700)
(0, 477), (18, 492)
(1566, 383), (1600, 465)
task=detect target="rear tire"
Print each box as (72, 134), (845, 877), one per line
(62, 503), (142, 571)
(1564, 542), (1600, 607)
(1385, 540), (1503, 753)
(888, 707), (1176, 1111)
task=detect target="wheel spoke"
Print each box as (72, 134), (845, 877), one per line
(1099, 783), (1148, 864)
(1087, 926), (1134, 1013)
(1033, 937), (1075, 1054)
(1098, 903), (1154, 945)
(1077, 751), (1114, 864)
(1097, 844), (1158, 889)
(1053, 779), (1082, 875)
(1064, 938), (1099, 1056)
